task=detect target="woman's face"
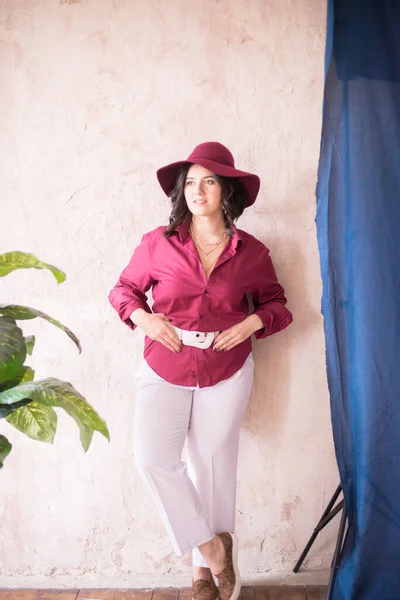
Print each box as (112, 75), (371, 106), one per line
(184, 164), (223, 218)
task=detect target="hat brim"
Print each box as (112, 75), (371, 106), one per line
(156, 158), (260, 207)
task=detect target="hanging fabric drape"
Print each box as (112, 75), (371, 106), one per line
(316, 2), (400, 598)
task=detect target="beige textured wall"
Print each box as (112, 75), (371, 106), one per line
(0, 0), (338, 589)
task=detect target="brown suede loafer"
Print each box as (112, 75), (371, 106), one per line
(214, 532), (240, 600)
(192, 571), (219, 600)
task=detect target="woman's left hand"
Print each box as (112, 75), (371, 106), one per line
(213, 314), (264, 352)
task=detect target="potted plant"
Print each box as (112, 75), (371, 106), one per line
(0, 251), (109, 468)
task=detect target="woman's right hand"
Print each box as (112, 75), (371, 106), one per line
(130, 309), (182, 353)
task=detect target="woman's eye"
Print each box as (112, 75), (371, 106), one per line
(185, 180), (194, 185)
(206, 179), (214, 185)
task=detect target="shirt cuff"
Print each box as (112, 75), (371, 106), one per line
(111, 297), (152, 332)
(253, 305), (293, 339)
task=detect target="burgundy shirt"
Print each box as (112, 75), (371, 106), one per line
(109, 219), (293, 388)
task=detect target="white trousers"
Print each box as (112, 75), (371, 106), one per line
(133, 354), (254, 566)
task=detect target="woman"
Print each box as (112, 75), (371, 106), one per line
(109, 141), (293, 600)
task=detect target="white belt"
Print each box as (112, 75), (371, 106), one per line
(170, 325), (220, 349)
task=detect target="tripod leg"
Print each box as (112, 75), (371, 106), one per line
(326, 505), (347, 600)
(293, 484), (342, 573)
(319, 500), (345, 530)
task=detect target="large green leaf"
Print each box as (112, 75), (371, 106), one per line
(0, 378), (110, 451)
(0, 399), (32, 419)
(0, 316), (26, 383)
(0, 366), (35, 392)
(0, 305), (81, 353)
(0, 251), (66, 283)
(0, 434), (12, 468)
(6, 402), (57, 443)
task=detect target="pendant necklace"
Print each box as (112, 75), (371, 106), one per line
(189, 225), (228, 263)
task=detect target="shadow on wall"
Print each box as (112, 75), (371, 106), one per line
(244, 216), (321, 438)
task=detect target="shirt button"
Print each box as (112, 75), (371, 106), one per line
(192, 356), (195, 361)
(199, 315), (204, 320)
(191, 371), (196, 377)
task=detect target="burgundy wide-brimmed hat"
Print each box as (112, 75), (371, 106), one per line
(156, 141), (260, 207)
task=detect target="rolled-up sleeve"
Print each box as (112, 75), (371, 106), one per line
(108, 234), (155, 331)
(251, 245), (293, 340)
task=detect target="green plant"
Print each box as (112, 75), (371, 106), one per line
(0, 251), (110, 468)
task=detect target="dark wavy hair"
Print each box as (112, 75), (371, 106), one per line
(164, 163), (247, 237)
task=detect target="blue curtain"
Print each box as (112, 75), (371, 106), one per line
(316, 2), (400, 598)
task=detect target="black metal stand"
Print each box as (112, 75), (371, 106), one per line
(293, 484), (348, 600)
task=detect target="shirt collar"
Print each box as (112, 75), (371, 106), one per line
(230, 223), (243, 250)
(174, 217), (243, 249)
(175, 217), (191, 244)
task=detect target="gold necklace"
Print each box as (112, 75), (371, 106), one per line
(193, 240), (219, 262)
(189, 224), (228, 247)
(204, 256), (219, 278)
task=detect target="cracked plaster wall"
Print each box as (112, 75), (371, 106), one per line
(0, 0), (338, 588)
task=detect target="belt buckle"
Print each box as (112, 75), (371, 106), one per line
(192, 331), (213, 348)
(195, 332), (208, 342)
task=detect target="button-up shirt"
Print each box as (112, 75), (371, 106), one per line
(108, 219), (292, 388)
